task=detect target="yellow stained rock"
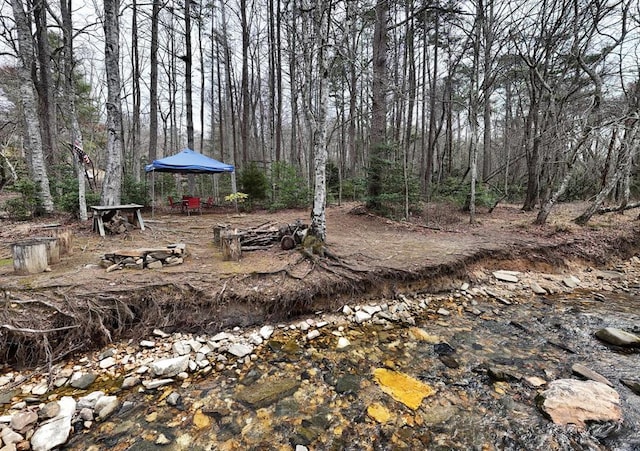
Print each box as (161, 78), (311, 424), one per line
(407, 327), (441, 343)
(367, 402), (392, 423)
(193, 409), (211, 429)
(373, 368), (435, 410)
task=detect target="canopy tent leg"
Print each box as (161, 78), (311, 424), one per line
(231, 171), (238, 212)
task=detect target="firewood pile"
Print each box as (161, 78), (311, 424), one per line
(100, 243), (186, 272)
(215, 220), (309, 252)
(103, 214), (134, 235)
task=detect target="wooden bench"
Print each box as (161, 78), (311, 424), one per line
(90, 204), (145, 237)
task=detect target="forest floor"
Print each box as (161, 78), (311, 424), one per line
(1, 199), (640, 367)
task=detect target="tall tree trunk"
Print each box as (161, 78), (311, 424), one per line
(33, 0), (56, 168)
(425, 13), (438, 198)
(10, 0), (54, 214)
(60, 0), (87, 220)
(367, 0), (389, 211)
(240, 0), (250, 164)
(184, 0), (196, 194)
(101, 0), (124, 206)
(148, 0), (160, 162)
(131, 0), (141, 182)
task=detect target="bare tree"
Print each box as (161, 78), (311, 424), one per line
(101, 0), (124, 205)
(10, 0), (54, 213)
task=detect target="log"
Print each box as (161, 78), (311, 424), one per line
(11, 239), (49, 275)
(280, 235), (295, 250)
(221, 233), (242, 261)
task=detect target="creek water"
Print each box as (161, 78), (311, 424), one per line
(65, 286), (640, 451)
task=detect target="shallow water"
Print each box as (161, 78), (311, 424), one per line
(66, 288), (640, 451)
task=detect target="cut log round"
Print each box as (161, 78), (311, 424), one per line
(221, 233), (242, 261)
(11, 239), (49, 275)
(280, 235), (295, 250)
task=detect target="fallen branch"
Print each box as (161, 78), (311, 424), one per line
(597, 201), (640, 214)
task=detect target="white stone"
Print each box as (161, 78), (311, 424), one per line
(461, 282), (470, 291)
(211, 332), (233, 341)
(77, 391), (105, 410)
(259, 325), (274, 340)
(493, 271), (519, 283)
(153, 328), (170, 338)
(336, 337), (351, 349)
(306, 330), (321, 340)
(362, 305), (382, 315)
(342, 305), (354, 315)
(354, 311), (372, 323)
(140, 340), (156, 348)
(31, 380), (49, 395)
(94, 395), (119, 420)
(316, 321), (328, 328)
(30, 396), (75, 451)
(99, 357), (116, 369)
(1, 427), (24, 445)
(538, 379), (621, 428)
(563, 276), (581, 288)
(142, 379), (174, 389)
(228, 343), (253, 358)
(248, 333), (263, 345)
(150, 355), (189, 377)
(172, 342), (191, 356)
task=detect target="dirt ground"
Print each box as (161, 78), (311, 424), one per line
(1, 200), (640, 367)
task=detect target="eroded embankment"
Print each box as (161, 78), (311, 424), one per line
(2, 226), (640, 369)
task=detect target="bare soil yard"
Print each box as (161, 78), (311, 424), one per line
(1, 201), (639, 368)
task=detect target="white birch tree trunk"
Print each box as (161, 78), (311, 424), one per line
(101, 0), (124, 206)
(10, 0), (54, 214)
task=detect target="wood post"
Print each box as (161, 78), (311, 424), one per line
(221, 232), (242, 261)
(11, 239), (49, 275)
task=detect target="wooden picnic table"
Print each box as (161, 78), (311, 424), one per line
(89, 204), (145, 237)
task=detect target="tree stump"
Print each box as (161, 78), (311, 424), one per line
(11, 239), (49, 275)
(213, 224), (229, 246)
(35, 237), (60, 264)
(221, 232), (242, 261)
(40, 225), (73, 255)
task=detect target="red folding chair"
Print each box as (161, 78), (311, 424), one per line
(168, 196), (180, 211)
(185, 197), (202, 216)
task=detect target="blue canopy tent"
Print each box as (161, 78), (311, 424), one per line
(145, 148), (236, 215)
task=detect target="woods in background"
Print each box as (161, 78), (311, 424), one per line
(0, 0), (638, 227)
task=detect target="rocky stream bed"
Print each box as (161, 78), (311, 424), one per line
(1, 257), (640, 450)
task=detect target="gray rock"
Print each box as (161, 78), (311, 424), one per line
(142, 378), (174, 389)
(79, 408), (93, 421)
(30, 396), (75, 451)
(38, 401), (61, 420)
(595, 327), (640, 347)
(571, 363), (612, 386)
(10, 410), (38, 432)
(70, 373), (97, 389)
(1, 427), (24, 445)
(537, 379), (622, 428)
(530, 282), (547, 295)
(562, 276), (581, 288)
(235, 378), (301, 408)
(437, 308), (450, 316)
(211, 332), (233, 341)
(150, 355), (189, 377)
(121, 376), (141, 389)
(94, 395), (119, 420)
(77, 391), (104, 410)
(493, 271), (519, 283)
(166, 392), (181, 406)
(99, 357), (116, 369)
(621, 379), (640, 396)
